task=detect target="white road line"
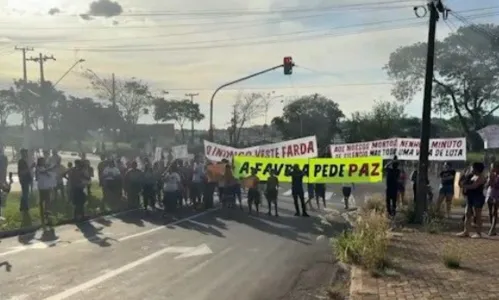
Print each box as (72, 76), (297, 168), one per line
(43, 244), (179, 300)
(0, 208), (220, 257)
(281, 189), (335, 200)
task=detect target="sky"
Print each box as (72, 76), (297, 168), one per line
(0, 0), (498, 131)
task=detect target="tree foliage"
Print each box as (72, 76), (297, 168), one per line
(385, 24), (499, 149)
(272, 94), (344, 150)
(153, 98), (205, 142)
(229, 93), (266, 146)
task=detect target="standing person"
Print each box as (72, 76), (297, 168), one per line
(384, 159), (401, 218)
(97, 155), (109, 202)
(265, 170), (279, 217)
(50, 149), (65, 202)
(398, 164), (407, 207)
(81, 153), (93, 196)
(0, 172), (13, 221)
(190, 160), (205, 208)
(67, 160), (89, 221)
(314, 182), (326, 209)
(437, 162), (456, 218)
(246, 168), (260, 215)
(458, 162), (486, 238)
(342, 182), (354, 210)
(307, 183), (315, 210)
(410, 164), (418, 202)
(142, 163), (157, 212)
(17, 149), (32, 212)
(153, 160), (164, 208)
(124, 161), (143, 209)
(102, 160), (122, 205)
(35, 157), (56, 230)
(0, 147), (7, 184)
(486, 162), (499, 236)
(290, 164), (309, 217)
(162, 166), (182, 216)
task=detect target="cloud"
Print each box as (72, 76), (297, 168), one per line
(88, 0), (123, 18)
(48, 8), (61, 15)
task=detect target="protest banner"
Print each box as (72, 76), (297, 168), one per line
(172, 144), (189, 159)
(204, 136), (318, 162)
(395, 137), (466, 161)
(330, 137), (466, 161)
(232, 156), (382, 183)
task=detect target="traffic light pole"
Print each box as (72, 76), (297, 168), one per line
(208, 64), (284, 141)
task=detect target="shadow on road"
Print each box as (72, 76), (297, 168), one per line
(75, 222), (116, 247)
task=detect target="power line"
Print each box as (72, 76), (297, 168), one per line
(2, 3), (495, 30)
(39, 12), (496, 53)
(17, 9), (496, 53)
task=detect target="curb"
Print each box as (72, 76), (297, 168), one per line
(0, 207), (139, 239)
(339, 210), (365, 300)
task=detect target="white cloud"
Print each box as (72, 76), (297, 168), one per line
(0, 0), (496, 131)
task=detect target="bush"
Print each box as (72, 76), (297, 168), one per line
(333, 210), (390, 271)
(360, 194), (386, 215)
(442, 242), (461, 269)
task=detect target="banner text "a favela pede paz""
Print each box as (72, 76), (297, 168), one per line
(233, 156), (383, 183)
(204, 136), (318, 162)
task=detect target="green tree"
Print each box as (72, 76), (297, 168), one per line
(272, 94), (344, 150)
(384, 24), (499, 150)
(153, 98), (205, 142)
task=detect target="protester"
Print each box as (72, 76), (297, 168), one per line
(222, 163), (238, 209)
(17, 149), (32, 212)
(290, 164), (309, 217)
(36, 157), (55, 230)
(190, 160), (204, 207)
(246, 168), (260, 215)
(342, 182), (354, 210)
(124, 161), (143, 209)
(314, 182), (326, 209)
(50, 149), (65, 202)
(142, 162), (157, 212)
(162, 166), (182, 215)
(398, 163), (407, 206)
(0, 172), (13, 221)
(101, 160), (122, 204)
(437, 162), (456, 218)
(307, 183), (315, 210)
(0, 147), (7, 184)
(458, 162), (486, 238)
(486, 162), (499, 236)
(384, 158), (401, 218)
(265, 170), (279, 217)
(67, 160), (90, 221)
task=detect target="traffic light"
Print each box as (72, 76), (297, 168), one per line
(283, 56), (293, 75)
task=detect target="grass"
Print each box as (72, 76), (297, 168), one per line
(1, 186), (128, 232)
(442, 242), (462, 269)
(333, 195), (390, 272)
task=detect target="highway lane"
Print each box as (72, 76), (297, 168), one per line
(0, 192), (353, 300)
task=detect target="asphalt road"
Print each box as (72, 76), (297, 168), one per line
(0, 182), (386, 300)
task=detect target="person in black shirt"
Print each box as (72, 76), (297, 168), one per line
(385, 160), (401, 217)
(437, 162), (457, 218)
(17, 149), (32, 212)
(290, 164), (309, 217)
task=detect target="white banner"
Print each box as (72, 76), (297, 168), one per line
(330, 137), (466, 161)
(204, 136), (318, 162)
(172, 144), (189, 159)
(477, 125), (499, 149)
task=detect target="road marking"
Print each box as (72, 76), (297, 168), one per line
(0, 208), (220, 257)
(281, 189), (335, 200)
(43, 243), (210, 300)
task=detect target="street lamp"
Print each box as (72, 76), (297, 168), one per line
(53, 59), (85, 87)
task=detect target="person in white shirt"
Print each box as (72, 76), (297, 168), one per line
(163, 166), (182, 216)
(36, 157), (56, 230)
(102, 160), (122, 202)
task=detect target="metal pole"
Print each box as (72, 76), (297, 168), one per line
(208, 64), (284, 141)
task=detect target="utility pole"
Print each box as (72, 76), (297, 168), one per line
(414, 0), (443, 223)
(231, 105), (238, 146)
(185, 92), (199, 143)
(15, 46), (34, 148)
(27, 53), (56, 149)
(111, 73), (117, 148)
